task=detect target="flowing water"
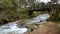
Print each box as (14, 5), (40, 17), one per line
(28, 14), (50, 24)
(0, 14), (50, 34)
(20, 14), (50, 27)
(0, 21), (28, 34)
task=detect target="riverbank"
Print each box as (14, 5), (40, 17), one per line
(24, 22), (60, 34)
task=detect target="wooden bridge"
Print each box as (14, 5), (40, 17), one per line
(27, 4), (60, 17)
(27, 6), (51, 17)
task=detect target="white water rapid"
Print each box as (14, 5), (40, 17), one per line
(0, 21), (28, 34)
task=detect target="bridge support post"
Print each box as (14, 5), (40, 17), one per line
(48, 4), (60, 21)
(28, 10), (34, 18)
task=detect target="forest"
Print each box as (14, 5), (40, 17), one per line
(0, 0), (60, 34)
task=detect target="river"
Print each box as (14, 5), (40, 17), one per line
(0, 14), (50, 34)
